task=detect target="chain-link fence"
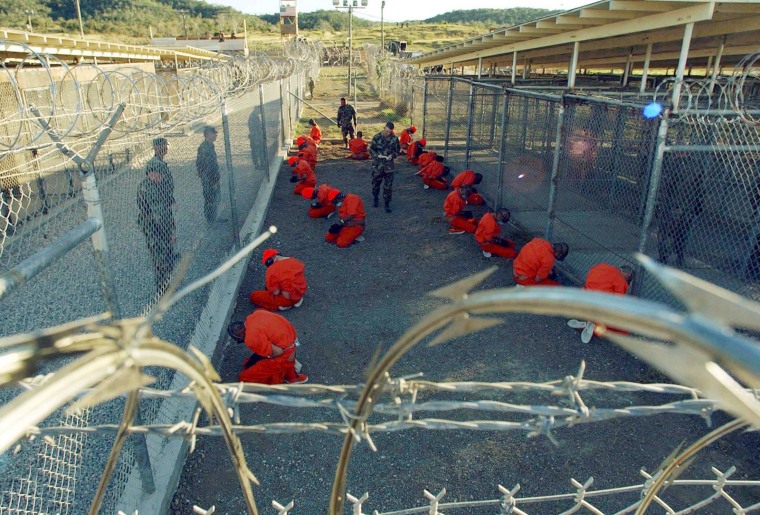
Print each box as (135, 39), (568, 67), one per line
(0, 41), (318, 513)
(408, 73), (760, 305)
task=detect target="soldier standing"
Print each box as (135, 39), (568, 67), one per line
(369, 122), (401, 213)
(137, 138), (178, 293)
(196, 126), (222, 222)
(337, 97), (357, 148)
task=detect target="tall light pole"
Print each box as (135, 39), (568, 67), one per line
(179, 9), (189, 39)
(24, 10), (34, 32)
(380, 1), (385, 54)
(333, 0), (368, 96)
(75, 0), (85, 38)
(380, 1), (385, 93)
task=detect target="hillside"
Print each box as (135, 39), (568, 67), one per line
(0, 3), (554, 47)
(424, 8), (558, 27)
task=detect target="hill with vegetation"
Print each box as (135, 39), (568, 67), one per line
(424, 8), (557, 27)
(1, 2), (554, 47)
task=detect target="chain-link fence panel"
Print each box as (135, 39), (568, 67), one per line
(548, 97), (660, 288)
(637, 114), (760, 304)
(499, 90), (561, 236)
(0, 39), (316, 514)
(464, 84), (503, 207)
(410, 73), (760, 307)
(419, 77), (450, 152)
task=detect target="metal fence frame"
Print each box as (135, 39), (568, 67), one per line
(0, 55), (316, 513)
(414, 75), (760, 305)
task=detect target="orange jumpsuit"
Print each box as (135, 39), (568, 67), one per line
(346, 137), (369, 160)
(585, 263), (629, 294)
(450, 171), (485, 205)
(443, 190), (478, 233)
(239, 310), (299, 384)
(420, 161), (448, 190)
(325, 194), (365, 247)
(310, 124), (322, 145)
(399, 129), (413, 153)
(417, 151), (437, 170)
(583, 263), (630, 334)
(407, 141), (425, 165)
(249, 257), (308, 311)
(298, 145), (318, 169)
(296, 135), (316, 148)
(292, 160), (316, 195)
(308, 184), (337, 219)
(513, 238), (559, 286)
(475, 212), (516, 258)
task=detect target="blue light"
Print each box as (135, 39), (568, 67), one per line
(643, 102), (662, 119)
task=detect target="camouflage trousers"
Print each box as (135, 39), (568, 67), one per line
(371, 159), (395, 203)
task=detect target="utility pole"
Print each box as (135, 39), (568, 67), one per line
(333, 0), (368, 97)
(348, 3), (353, 96)
(24, 10), (34, 32)
(75, 0), (85, 38)
(380, 1), (385, 93)
(179, 9), (188, 39)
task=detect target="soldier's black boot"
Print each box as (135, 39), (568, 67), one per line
(373, 196), (379, 208)
(385, 201), (392, 213)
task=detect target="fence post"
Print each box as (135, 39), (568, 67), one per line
(221, 99), (241, 248)
(421, 79), (429, 140)
(286, 77), (293, 135)
(544, 99), (566, 240)
(464, 83), (475, 168)
(279, 79), (288, 149)
(637, 111), (671, 254)
(520, 96), (530, 150)
(608, 106), (627, 210)
(443, 77), (454, 161)
(259, 83), (271, 181)
(489, 90), (499, 148)
(495, 90), (509, 210)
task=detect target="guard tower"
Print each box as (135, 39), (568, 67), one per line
(280, 0), (298, 38)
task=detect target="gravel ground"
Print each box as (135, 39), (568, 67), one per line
(171, 72), (760, 514)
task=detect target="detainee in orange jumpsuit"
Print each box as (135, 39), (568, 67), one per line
(568, 263), (634, 341)
(228, 309), (308, 384)
(308, 118), (322, 145)
(249, 249), (308, 311)
(345, 131), (370, 160)
(398, 126), (416, 154)
(419, 156), (450, 190)
(325, 190), (366, 247)
(302, 185), (337, 219)
(513, 238), (569, 286)
(289, 156), (316, 195)
(450, 170), (485, 205)
(444, 186), (479, 235)
(407, 139), (426, 165)
(296, 135), (317, 149)
(475, 208), (516, 259)
(298, 143), (318, 169)
(417, 150), (437, 171)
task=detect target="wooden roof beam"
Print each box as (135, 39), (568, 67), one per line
(609, 1), (681, 12)
(520, 25), (564, 34)
(536, 20), (588, 31)
(411, 2), (715, 66)
(579, 8), (641, 19)
(555, 15), (609, 26)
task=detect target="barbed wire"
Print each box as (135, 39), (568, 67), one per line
(3, 231), (760, 513)
(0, 39), (322, 159)
(647, 48), (760, 123)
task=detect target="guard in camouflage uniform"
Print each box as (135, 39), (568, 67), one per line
(196, 126), (221, 222)
(369, 122), (401, 213)
(337, 97), (357, 148)
(138, 138), (178, 293)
